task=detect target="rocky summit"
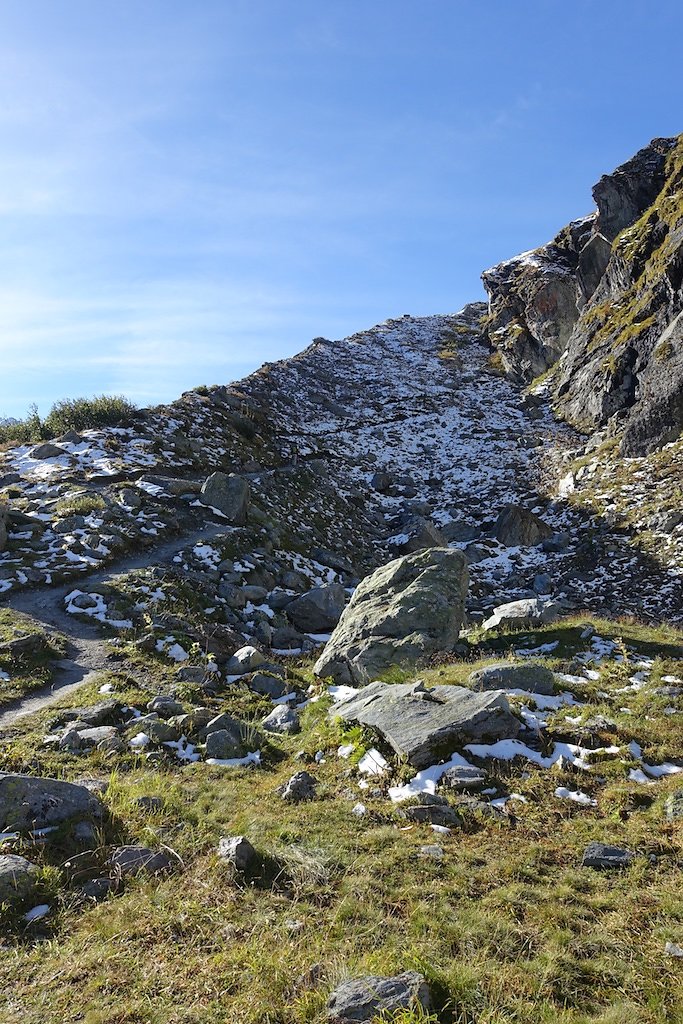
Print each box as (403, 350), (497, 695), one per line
(0, 136), (682, 1024)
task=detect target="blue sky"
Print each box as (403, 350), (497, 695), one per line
(0, 0), (681, 417)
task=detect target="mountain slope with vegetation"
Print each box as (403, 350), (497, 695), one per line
(0, 135), (681, 1024)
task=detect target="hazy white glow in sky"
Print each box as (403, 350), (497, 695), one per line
(0, 0), (681, 416)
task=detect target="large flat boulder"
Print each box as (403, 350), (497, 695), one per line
(482, 598), (562, 631)
(314, 547), (468, 685)
(330, 680), (520, 768)
(199, 472), (249, 524)
(0, 773), (103, 832)
(468, 662), (556, 695)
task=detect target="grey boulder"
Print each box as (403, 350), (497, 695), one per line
(0, 773), (103, 832)
(262, 704), (300, 734)
(330, 680), (519, 768)
(468, 662), (556, 695)
(0, 854), (39, 906)
(205, 728), (245, 760)
(286, 584), (346, 633)
(482, 599), (563, 631)
(327, 971), (430, 1023)
(314, 547), (468, 685)
(199, 472), (250, 524)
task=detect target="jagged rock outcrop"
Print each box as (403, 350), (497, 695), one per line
(313, 547), (468, 685)
(483, 135), (683, 455)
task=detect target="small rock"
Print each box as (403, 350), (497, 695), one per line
(225, 645), (266, 675)
(262, 705), (300, 734)
(582, 841), (633, 869)
(109, 845), (174, 877)
(218, 835), (258, 871)
(494, 505), (553, 547)
(205, 729), (245, 760)
(279, 771), (316, 803)
(147, 696), (185, 718)
(199, 472), (250, 524)
(327, 971), (431, 1023)
(79, 877), (116, 901)
(665, 790), (683, 822)
(419, 844), (444, 859)
(439, 765), (487, 791)
(135, 796), (163, 813)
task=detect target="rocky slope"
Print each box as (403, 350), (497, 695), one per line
(483, 134), (683, 458)
(0, 136), (682, 1024)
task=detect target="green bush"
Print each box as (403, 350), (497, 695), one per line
(43, 394), (137, 434)
(0, 395), (137, 446)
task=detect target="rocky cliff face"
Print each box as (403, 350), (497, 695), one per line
(483, 135), (683, 456)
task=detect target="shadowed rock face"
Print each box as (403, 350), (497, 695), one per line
(313, 547), (468, 685)
(330, 680), (520, 768)
(483, 134), (683, 457)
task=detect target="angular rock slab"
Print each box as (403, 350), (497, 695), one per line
(468, 662), (556, 695)
(330, 681), (520, 768)
(482, 598), (563, 631)
(327, 971), (430, 1023)
(0, 773), (103, 832)
(582, 842), (633, 869)
(314, 547), (468, 685)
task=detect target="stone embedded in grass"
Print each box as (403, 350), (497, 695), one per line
(468, 662), (556, 695)
(0, 773), (103, 832)
(401, 794), (463, 827)
(327, 971), (431, 1023)
(218, 835), (258, 872)
(204, 729), (245, 760)
(225, 645), (266, 675)
(482, 598), (564, 631)
(262, 704), (300, 734)
(279, 771), (317, 803)
(0, 854), (39, 906)
(330, 680), (520, 769)
(109, 845), (175, 877)
(134, 796), (163, 814)
(248, 672), (289, 699)
(439, 765), (487, 792)
(582, 841), (634, 869)
(146, 695), (185, 719)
